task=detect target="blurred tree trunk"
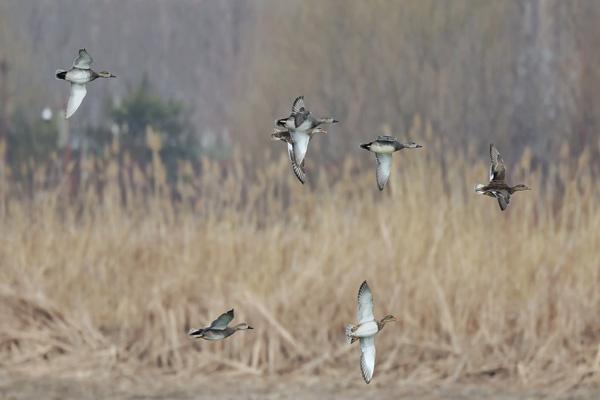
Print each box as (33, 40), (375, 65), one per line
(0, 60), (8, 144)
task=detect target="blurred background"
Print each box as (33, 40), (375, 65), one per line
(1, 0), (600, 174)
(1, 1), (600, 398)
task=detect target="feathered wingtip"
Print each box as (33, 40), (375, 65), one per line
(345, 325), (354, 344)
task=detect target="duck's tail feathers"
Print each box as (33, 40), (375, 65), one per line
(345, 325), (354, 344)
(474, 183), (486, 194)
(188, 327), (204, 338)
(56, 69), (68, 80)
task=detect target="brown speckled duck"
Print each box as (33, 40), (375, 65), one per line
(475, 144), (531, 211)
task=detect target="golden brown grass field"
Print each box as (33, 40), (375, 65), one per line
(1, 132), (600, 399)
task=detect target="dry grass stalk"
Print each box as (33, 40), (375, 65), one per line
(0, 139), (599, 389)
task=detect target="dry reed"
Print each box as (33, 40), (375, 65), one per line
(0, 134), (599, 391)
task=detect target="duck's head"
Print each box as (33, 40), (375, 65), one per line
(234, 323), (253, 331)
(512, 184), (531, 192)
(378, 315), (397, 330)
(403, 141), (423, 149)
(98, 71), (117, 78)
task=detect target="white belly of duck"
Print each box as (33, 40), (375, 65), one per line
(65, 69), (93, 84)
(369, 143), (396, 154)
(296, 118), (312, 131)
(201, 330), (230, 340)
(352, 321), (378, 337)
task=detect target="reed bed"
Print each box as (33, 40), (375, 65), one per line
(0, 135), (599, 391)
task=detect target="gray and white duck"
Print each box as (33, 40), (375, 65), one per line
(345, 281), (396, 384)
(360, 136), (422, 191)
(188, 309), (253, 341)
(275, 96), (338, 168)
(56, 49), (116, 119)
(475, 144), (531, 211)
(272, 126), (327, 184)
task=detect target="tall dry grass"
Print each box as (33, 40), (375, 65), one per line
(0, 133), (599, 391)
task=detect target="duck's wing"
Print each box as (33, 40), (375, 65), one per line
(357, 281), (375, 325)
(294, 111), (309, 129)
(65, 83), (87, 119)
(375, 153), (393, 191)
(291, 131), (310, 166)
(493, 191), (510, 211)
(292, 96), (306, 114)
(73, 49), (93, 70)
(209, 309), (234, 330)
(376, 135), (397, 143)
(288, 143), (306, 184)
(489, 144), (506, 182)
(359, 336), (376, 384)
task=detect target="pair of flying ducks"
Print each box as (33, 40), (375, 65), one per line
(188, 280), (394, 384)
(272, 96), (422, 190)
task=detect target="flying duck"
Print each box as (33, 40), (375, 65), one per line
(345, 281), (396, 384)
(272, 126), (327, 184)
(475, 144), (531, 211)
(56, 49), (116, 119)
(275, 96), (338, 167)
(188, 309), (253, 341)
(360, 136), (422, 190)
(276, 95), (338, 132)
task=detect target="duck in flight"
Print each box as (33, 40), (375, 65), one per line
(272, 126), (327, 184)
(276, 95), (338, 132)
(345, 281), (396, 384)
(188, 309), (253, 341)
(360, 136), (422, 191)
(56, 49), (116, 119)
(475, 144), (531, 211)
(275, 96), (338, 168)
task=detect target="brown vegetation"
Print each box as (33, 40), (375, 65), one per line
(0, 132), (599, 392)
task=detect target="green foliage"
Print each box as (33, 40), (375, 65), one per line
(91, 77), (199, 181)
(7, 107), (59, 171)
(112, 77), (188, 142)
